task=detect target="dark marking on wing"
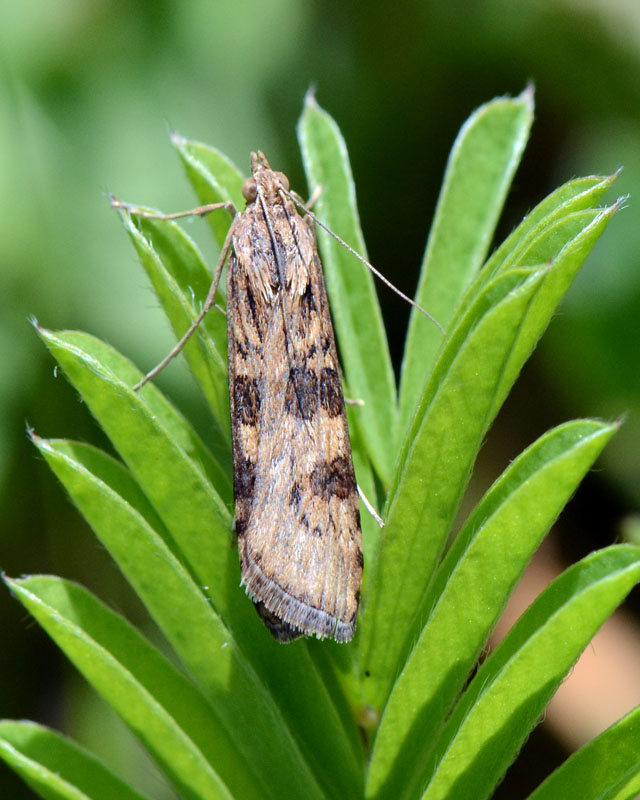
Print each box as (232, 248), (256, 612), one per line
(234, 457), (256, 500)
(319, 367), (343, 417)
(310, 456), (357, 500)
(233, 375), (261, 426)
(285, 367), (318, 420)
(300, 282), (316, 322)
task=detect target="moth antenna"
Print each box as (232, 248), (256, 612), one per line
(282, 189), (445, 335)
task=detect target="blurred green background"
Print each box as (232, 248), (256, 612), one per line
(1, 1), (639, 797)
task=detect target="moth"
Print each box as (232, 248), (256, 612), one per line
(117, 152), (363, 642)
(227, 152), (363, 642)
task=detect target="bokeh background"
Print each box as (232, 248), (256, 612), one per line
(2, 2), (639, 797)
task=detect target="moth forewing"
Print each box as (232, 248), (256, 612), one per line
(227, 152), (363, 642)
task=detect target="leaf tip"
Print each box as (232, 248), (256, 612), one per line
(519, 82), (536, 108)
(25, 422), (38, 444)
(613, 194), (630, 213)
(613, 411), (628, 428)
(170, 128), (187, 149)
(304, 86), (318, 110)
(31, 318), (53, 343)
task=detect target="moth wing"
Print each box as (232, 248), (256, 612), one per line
(229, 206), (362, 642)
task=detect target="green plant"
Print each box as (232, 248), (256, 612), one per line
(2, 90), (638, 800)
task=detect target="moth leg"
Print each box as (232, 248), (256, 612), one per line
(133, 217), (237, 390)
(110, 196), (238, 221)
(358, 485), (384, 528)
(304, 185), (322, 211)
(308, 185), (322, 209)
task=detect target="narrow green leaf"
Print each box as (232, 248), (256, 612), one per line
(449, 175), (617, 333)
(526, 705), (640, 800)
(609, 782), (640, 800)
(0, 720), (151, 800)
(503, 208), (602, 273)
(119, 209), (230, 433)
(298, 92), (397, 486)
(482, 173), (616, 284)
(37, 327), (235, 613)
(399, 88), (534, 433)
(366, 419), (617, 799)
(360, 266), (548, 708)
(171, 133), (245, 246)
(419, 546), (640, 800)
(37, 438), (171, 537)
(608, 776), (640, 800)
(52, 325), (231, 502)
(6, 576), (252, 800)
(363, 201), (618, 692)
(28, 438), (335, 797)
(491, 203), (618, 421)
(36, 334), (362, 798)
(363, 196), (615, 706)
(32, 435), (241, 682)
(33, 435), (362, 799)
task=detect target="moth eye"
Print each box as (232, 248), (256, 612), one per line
(242, 177), (258, 203)
(275, 172), (290, 192)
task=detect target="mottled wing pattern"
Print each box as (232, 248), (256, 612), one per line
(227, 157), (363, 642)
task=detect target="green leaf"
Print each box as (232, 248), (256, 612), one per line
(420, 546), (640, 800)
(30, 436), (269, 743)
(36, 438), (170, 538)
(360, 190), (618, 707)
(35, 338), (363, 799)
(0, 720), (151, 800)
(37, 326), (236, 599)
(5, 576), (253, 800)
(449, 177), (617, 332)
(490, 203), (618, 421)
(118, 209), (230, 432)
(482, 173), (616, 284)
(399, 87), (534, 434)
(609, 783), (640, 800)
(297, 92), (397, 486)
(360, 266), (548, 708)
(366, 418), (618, 799)
(499, 208), (600, 275)
(525, 705), (640, 800)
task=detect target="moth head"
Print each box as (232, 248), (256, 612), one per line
(242, 163), (291, 205)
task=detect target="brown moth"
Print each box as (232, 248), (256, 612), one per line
(229, 152), (363, 642)
(116, 151), (363, 642)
